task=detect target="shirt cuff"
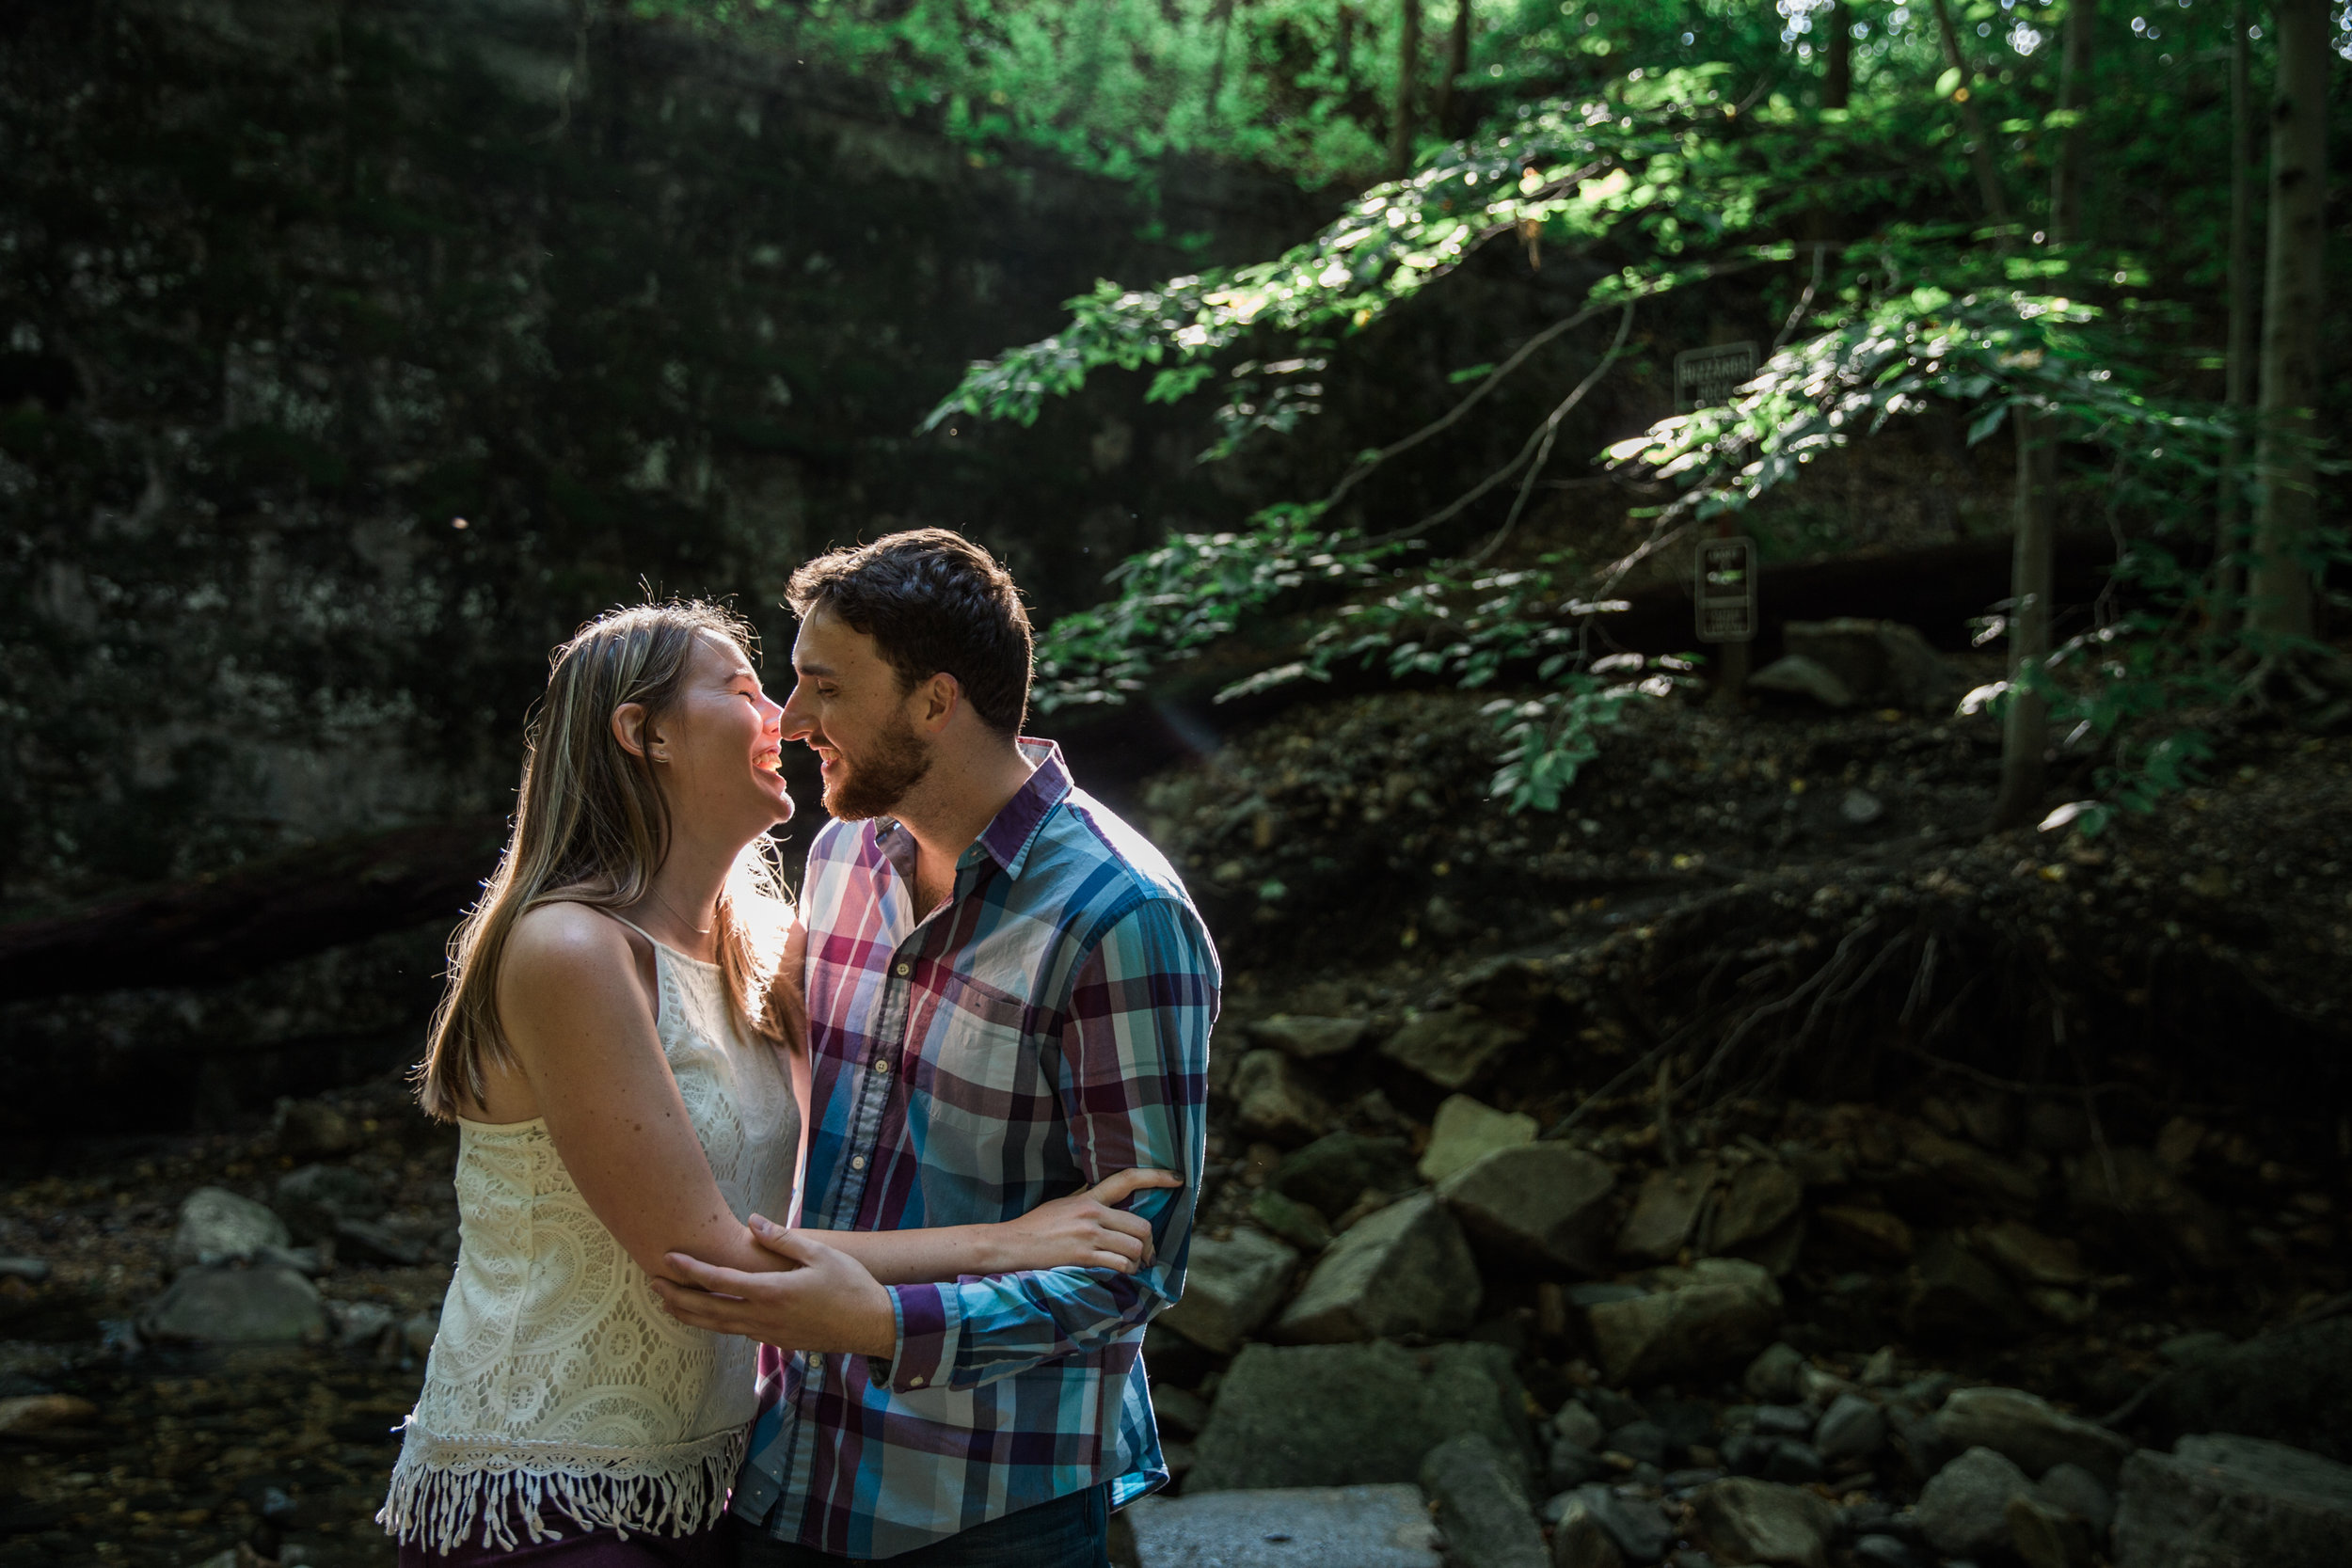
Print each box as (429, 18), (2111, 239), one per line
(872, 1282), (951, 1394)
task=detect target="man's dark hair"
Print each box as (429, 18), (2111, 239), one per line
(786, 529), (1034, 736)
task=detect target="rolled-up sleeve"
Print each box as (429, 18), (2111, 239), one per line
(878, 895), (1217, 1394)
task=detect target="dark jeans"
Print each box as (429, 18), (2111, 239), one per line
(736, 1483), (1109, 1568)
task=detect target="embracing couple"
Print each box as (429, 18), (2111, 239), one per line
(376, 531), (1217, 1567)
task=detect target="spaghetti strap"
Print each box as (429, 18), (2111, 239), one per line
(605, 911), (661, 944)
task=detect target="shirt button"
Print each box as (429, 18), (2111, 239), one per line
(872, 1059), (890, 1074)
(895, 962), (911, 976)
(908, 1375), (925, 1387)
(850, 1155), (866, 1171)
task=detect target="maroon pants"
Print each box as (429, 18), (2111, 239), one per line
(397, 1511), (736, 1567)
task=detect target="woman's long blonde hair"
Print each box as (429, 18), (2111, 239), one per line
(416, 600), (792, 1121)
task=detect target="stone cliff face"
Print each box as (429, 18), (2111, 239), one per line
(0, 0), (1313, 911)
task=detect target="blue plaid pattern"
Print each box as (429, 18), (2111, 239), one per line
(731, 740), (1218, 1559)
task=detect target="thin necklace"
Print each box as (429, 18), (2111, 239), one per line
(646, 886), (715, 940)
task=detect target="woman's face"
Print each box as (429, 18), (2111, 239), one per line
(643, 631), (791, 842)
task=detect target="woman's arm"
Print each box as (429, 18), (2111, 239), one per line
(812, 1168), (1183, 1285)
(498, 903), (792, 1284)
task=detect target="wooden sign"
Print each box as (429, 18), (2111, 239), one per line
(1675, 341), (1759, 412)
(1696, 535), (1756, 642)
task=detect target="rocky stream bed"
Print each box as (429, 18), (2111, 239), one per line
(5, 681), (2351, 1568)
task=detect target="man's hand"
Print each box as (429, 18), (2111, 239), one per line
(653, 1216), (898, 1358)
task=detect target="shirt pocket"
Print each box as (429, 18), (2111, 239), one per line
(914, 970), (1046, 1120)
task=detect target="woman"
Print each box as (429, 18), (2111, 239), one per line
(380, 601), (1173, 1564)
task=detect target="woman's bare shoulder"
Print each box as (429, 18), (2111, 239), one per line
(504, 900), (637, 987)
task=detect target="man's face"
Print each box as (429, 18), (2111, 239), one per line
(780, 603), (932, 820)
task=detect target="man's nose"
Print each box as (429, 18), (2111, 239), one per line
(777, 688), (815, 740)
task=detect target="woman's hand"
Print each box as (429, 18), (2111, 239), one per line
(988, 1168), (1184, 1275)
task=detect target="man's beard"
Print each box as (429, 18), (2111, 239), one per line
(821, 712), (933, 820)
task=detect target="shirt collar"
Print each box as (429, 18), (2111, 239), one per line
(973, 737), (1072, 880)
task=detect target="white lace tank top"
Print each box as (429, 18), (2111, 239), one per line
(378, 919), (799, 1553)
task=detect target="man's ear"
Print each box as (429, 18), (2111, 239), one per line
(612, 702), (666, 761)
(912, 673), (961, 736)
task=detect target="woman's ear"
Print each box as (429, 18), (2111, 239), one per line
(612, 702), (665, 761)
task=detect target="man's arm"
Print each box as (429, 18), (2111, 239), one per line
(879, 893), (1216, 1392)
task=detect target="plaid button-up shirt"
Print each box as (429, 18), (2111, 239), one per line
(732, 740), (1218, 1559)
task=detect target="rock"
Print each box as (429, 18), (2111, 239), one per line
(1902, 1128), (2041, 1213)
(1244, 1014), (1371, 1060)
(1751, 1406), (1812, 1438)
(1691, 1478), (1836, 1568)
(1815, 1393), (1886, 1461)
(1421, 1433), (1549, 1568)
(0, 1257), (52, 1283)
(273, 1164), (384, 1244)
(1159, 1227), (1299, 1354)
(272, 1096), (358, 1159)
(1232, 1050), (1332, 1147)
(1749, 655), (1855, 709)
(2111, 1433), (2352, 1568)
(2033, 1463), (2115, 1537)
(1118, 1482), (1442, 1568)
(1971, 1219), (2091, 1287)
(1187, 1340), (1531, 1493)
(1732, 1215), (1806, 1279)
(1933, 1386), (2137, 1487)
(1549, 1438), (1613, 1492)
(170, 1187), (290, 1267)
(1779, 618), (1961, 713)
(1152, 1385), (1212, 1440)
(1587, 1259), (1781, 1385)
(1378, 1007), (1526, 1091)
(2142, 1315), (2352, 1462)
(1550, 1498), (1629, 1568)
(1418, 1095), (1538, 1185)
(1915, 1445), (2032, 1558)
(1837, 787), (1884, 826)
(1645, 1397), (1717, 1457)
(2006, 1492), (2094, 1568)
(1440, 1144), (1617, 1274)
(1760, 1440), (1823, 1484)
(401, 1308), (438, 1361)
(2025, 1285), (2095, 1326)
(1552, 1401), (1605, 1453)
(1743, 1342), (1807, 1404)
(1616, 1163), (1720, 1262)
(1274, 1192), (1482, 1343)
(138, 1262), (326, 1343)
(1701, 1163), (1803, 1255)
(326, 1299), (396, 1351)
(2155, 1329), (2235, 1369)
(2068, 1146), (2233, 1271)
(1275, 1133), (1419, 1221)
(1850, 1535), (1924, 1568)
(334, 1216), (423, 1265)
(0, 1394), (101, 1442)
(1552, 1484), (1675, 1564)
(1902, 1233), (2030, 1343)
(1248, 1189), (1332, 1252)
(1813, 1203), (1915, 1260)
(1608, 1420), (1668, 1467)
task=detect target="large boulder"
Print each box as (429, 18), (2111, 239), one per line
(1377, 1007), (1525, 1091)
(1586, 1259), (1782, 1385)
(2141, 1315), (2352, 1463)
(1701, 1162), (1803, 1254)
(1158, 1228), (1298, 1355)
(1933, 1386), (2137, 1487)
(2068, 1146), (2233, 1272)
(1915, 1446), (2033, 1559)
(1779, 618), (1962, 713)
(1416, 1095), (1536, 1185)
(1274, 1193), (1482, 1343)
(1616, 1163), (1718, 1262)
(1243, 1014), (1371, 1061)
(137, 1262), (326, 1344)
(169, 1188), (289, 1267)
(2111, 1434), (2352, 1568)
(1691, 1478), (1837, 1568)
(1273, 1133), (1418, 1221)
(1186, 1340), (1533, 1493)
(275, 1163), (385, 1244)
(1230, 1050), (1332, 1147)
(1438, 1144), (1615, 1274)
(1117, 1483), (1441, 1568)
(1419, 1434), (1547, 1568)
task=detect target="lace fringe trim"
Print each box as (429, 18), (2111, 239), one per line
(375, 1419), (748, 1553)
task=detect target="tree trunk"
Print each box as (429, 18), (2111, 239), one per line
(2215, 0), (2257, 630)
(1992, 420), (2058, 829)
(2048, 0), (2095, 243)
(1204, 0), (1238, 123)
(1432, 0), (1471, 136)
(1389, 0), (1422, 177)
(1824, 0), (1851, 111)
(1927, 0), (2012, 230)
(2247, 0), (2328, 642)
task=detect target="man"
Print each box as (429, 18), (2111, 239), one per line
(653, 530), (1218, 1566)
